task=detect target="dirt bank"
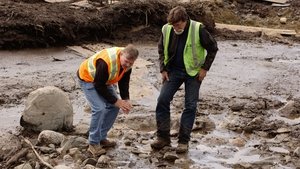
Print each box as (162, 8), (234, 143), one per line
(1, 0), (299, 49)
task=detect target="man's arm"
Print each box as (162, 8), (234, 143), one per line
(94, 59), (118, 104)
(118, 69), (132, 100)
(199, 25), (218, 71)
(158, 34), (167, 73)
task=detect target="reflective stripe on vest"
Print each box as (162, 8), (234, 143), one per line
(162, 20), (205, 76)
(106, 47), (119, 82)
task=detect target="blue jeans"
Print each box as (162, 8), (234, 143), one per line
(79, 79), (119, 145)
(156, 69), (201, 143)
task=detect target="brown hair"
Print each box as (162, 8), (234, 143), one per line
(121, 44), (139, 60)
(167, 6), (189, 24)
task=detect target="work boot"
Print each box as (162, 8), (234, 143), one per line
(176, 143), (188, 154)
(88, 144), (106, 157)
(100, 139), (117, 148)
(150, 138), (171, 150)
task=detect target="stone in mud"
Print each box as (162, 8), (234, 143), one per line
(14, 163), (32, 169)
(229, 101), (246, 111)
(293, 147), (300, 157)
(37, 130), (66, 146)
(163, 152), (179, 161)
(21, 86), (73, 132)
(278, 100), (300, 118)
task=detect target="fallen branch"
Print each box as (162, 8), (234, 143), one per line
(23, 137), (54, 169)
(6, 148), (28, 167)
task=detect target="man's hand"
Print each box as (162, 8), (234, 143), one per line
(161, 71), (169, 83)
(198, 68), (207, 81)
(114, 99), (132, 114)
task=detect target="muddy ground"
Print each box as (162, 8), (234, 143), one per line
(0, 0), (300, 168)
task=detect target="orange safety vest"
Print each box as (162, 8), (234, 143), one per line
(78, 47), (126, 85)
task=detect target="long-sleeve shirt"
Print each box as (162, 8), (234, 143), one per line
(158, 20), (218, 73)
(93, 59), (131, 104)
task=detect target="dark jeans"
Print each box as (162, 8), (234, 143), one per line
(156, 69), (201, 144)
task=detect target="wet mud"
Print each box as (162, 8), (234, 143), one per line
(1, 0), (300, 168)
(0, 40), (299, 168)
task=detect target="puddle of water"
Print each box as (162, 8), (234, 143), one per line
(191, 145), (263, 167)
(0, 105), (24, 131)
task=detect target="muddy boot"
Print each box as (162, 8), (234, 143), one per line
(88, 144), (106, 157)
(100, 139), (117, 148)
(150, 138), (171, 150)
(176, 143), (188, 154)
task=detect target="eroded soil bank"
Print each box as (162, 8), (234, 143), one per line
(1, 0), (300, 49)
(0, 40), (299, 168)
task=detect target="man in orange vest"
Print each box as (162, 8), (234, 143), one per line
(77, 44), (139, 157)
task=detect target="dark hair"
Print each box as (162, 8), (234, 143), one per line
(167, 6), (189, 24)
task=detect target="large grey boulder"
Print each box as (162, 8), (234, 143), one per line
(21, 86), (73, 131)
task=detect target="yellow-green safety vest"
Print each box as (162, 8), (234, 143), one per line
(162, 20), (206, 76)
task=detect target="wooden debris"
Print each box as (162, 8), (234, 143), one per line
(263, 0), (287, 4)
(272, 3), (290, 7)
(45, 0), (72, 3)
(67, 45), (95, 58)
(71, 0), (93, 8)
(215, 23), (297, 36)
(23, 138), (54, 169)
(6, 148), (28, 167)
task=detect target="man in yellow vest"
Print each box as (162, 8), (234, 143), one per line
(151, 6), (218, 153)
(77, 44), (139, 157)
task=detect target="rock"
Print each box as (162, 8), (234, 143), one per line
(192, 120), (205, 131)
(73, 123), (89, 136)
(276, 127), (291, 134)
(68, 148), (80, 156)
(174, 158), (191, 168)
(284, 155), (291, 162)
(58, 136), (88, 155)
(97, 155), (111, 164)
(269, 146), (290, 154)
(14, 163), (32, 169)
(109, 161), (130, 167)
(37, 146), (56, 154)
(278, 100), (298, 117)
(124, 114), (156, 131)
(233, 163), (252, 168)
(151, 157), (159, 163)
(229, 102), (245, 111)
(245, 116), (264, 132)
(163, 152), (178, 161)
(229, 137), (246, 147)
(82, 164), (95, 169)
(37, 130), (65, 145)
(82, 158), (97, 166)
(280, 17), (287, 24)
(63, 154), (73, 165)
(83, 104), (91, 113)
(293, 147), (300, 157)
(139, 153), (150, 158)
(21, 86), (73, 131)
(214, 0), (224, 6)
(53, 165), (72, 169)
(96, 155), (111, 168)
(170, 129), (178, 137)
(123, 130), (137, 140)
